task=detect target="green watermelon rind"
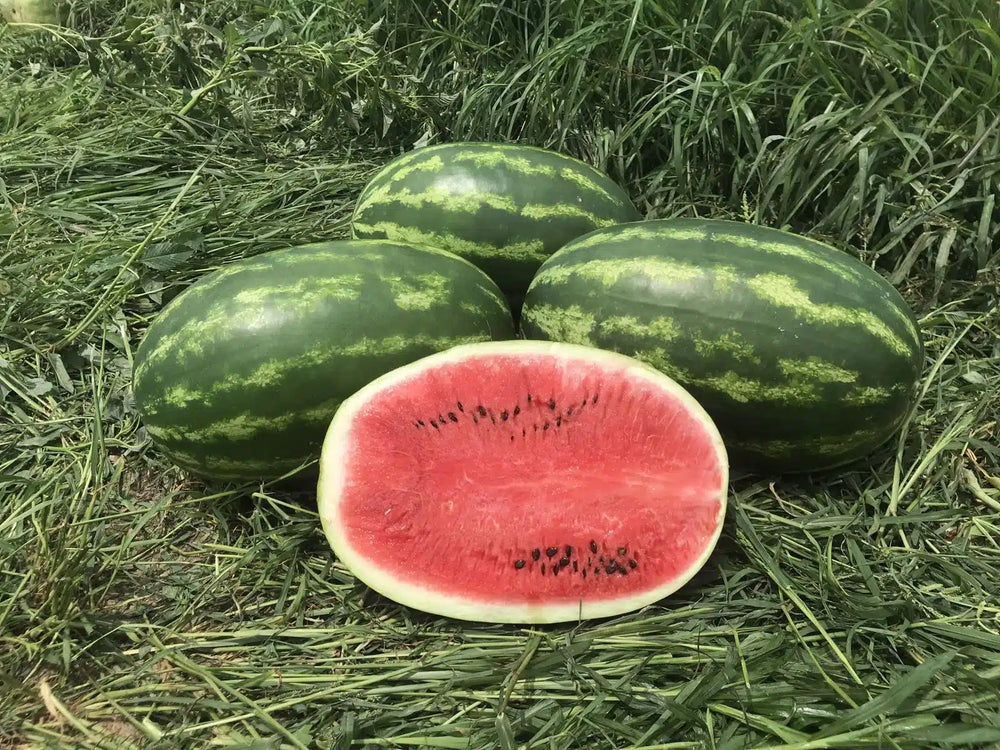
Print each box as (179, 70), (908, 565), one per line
(520, 217), (925, 472)
(350, 142), (643, 313)
(133, 239), (517, 481)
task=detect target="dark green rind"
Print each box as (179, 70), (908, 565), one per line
(350, 142), (642, 316)
(520, 218), (924, 472)
(133, 240), (517, 480)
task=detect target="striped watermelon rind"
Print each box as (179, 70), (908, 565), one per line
(133, 239), (517, 480)
(520, 218), (925, 472)
(350, 142), (643, 315)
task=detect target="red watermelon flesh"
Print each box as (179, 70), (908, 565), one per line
(317, 340), (728, 623)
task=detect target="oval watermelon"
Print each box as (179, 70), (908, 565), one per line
(350, 142), (642, 316)
(317, 340), (728, 624)
(133, 240), (516, 480)
(520, 218), (925, 472)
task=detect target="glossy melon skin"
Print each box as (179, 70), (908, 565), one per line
(133, 240), (516, 480)
(520, 218), (925, 472)
(350, 142), (642, 316)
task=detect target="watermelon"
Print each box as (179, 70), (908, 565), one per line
(350, 142), (642, 316)
(520, 218), (925, 472)
(317, 340), (728, 624)
(133, 240), (516, 480)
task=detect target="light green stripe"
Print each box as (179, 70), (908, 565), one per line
(558, 167), (627, 206)
(520, 203), (621, 226)
(778, 358), (858, 384)
(557, 223), (664, 252)
(141, 275), (366, 368)
(384, 154), (446, 184)
(164, 448), (300, 476)
(450, 150), (557, 176)
(713, 230), (922, 349)
(532, 256), (711, 288)
(383, 273), (452, 311)
(356, 184), (519, 217)
(353, 221), (548, 262)
(635, 348), (825, 405)
(152, 332), (493, 425)
(694, 331), (760, 362)
(746, 274), (914, 358)
(598, 314), (681, 342)
(843, 384), (907, 405)
(740, 427), (888, 458)
(705, 229), (869, 285)
(149, 399), (340, 446)
(473, 283), (512, 315)
(522, 304), (598, 343)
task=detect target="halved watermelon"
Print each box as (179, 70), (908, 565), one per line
(317, 341), (728, 624)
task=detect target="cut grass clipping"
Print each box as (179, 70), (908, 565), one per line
(3, 0), (1000, 747)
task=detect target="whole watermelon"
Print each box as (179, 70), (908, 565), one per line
(350, 142), (642, 317)
(520, 218), (925, 472)
(133, 239), (516, 480)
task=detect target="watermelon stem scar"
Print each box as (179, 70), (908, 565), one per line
(317, 340), (729, 624)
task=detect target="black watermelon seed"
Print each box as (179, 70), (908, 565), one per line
(438, 414), (446, 424)
(547, 398), (556, 410)
(599, 556), (605, 563)
(533, 425), (539, 431)
(448, 412), (458, 423)
(513, 405), (521, 417)
(558, 556), (570, 568)
(477, 405), (487, 417)
(514, 559), (525, 569)
(589, 540), (598, 554)
(593, 568), (600, 575)
(501, 410), (509, 421)
(413, 422), (421, 428)
(582, 569), (587, 579)
(572, 561), (578, 572)
(456, 401), (464, 412)
(617, 546), (627, 556)
(581, 397), (588, 408)
(592, 394), (599, 404)
(618, 567), (628, 576)
(540, 563), (546, 574)
(531, 548), (540, 561)
(552, 565), (559, 576)
(628, 559), (637, 569)
(565, 545), (573, 556)
(527, 394), (533, 403)
(510, 435), (515, 442)
(567, 406), (574, 416)
(546, 547), (558, 558)
(430, 420), (439, 429)
(556, 417), (562, 427)
(605, 562), (618, 574)
(472, 415), (479, 424)
(542, 422), (550, 430)
(490, 413), (497, 424)
(522, 428), (526, 437)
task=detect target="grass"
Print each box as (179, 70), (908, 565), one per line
(2, 0), (999, 746)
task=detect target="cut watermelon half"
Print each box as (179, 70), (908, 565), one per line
(317, 340), (729, 623)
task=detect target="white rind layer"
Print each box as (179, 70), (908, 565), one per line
(316, 339), (729, 624)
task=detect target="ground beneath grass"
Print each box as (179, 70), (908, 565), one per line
(2, 1), (999, 748)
